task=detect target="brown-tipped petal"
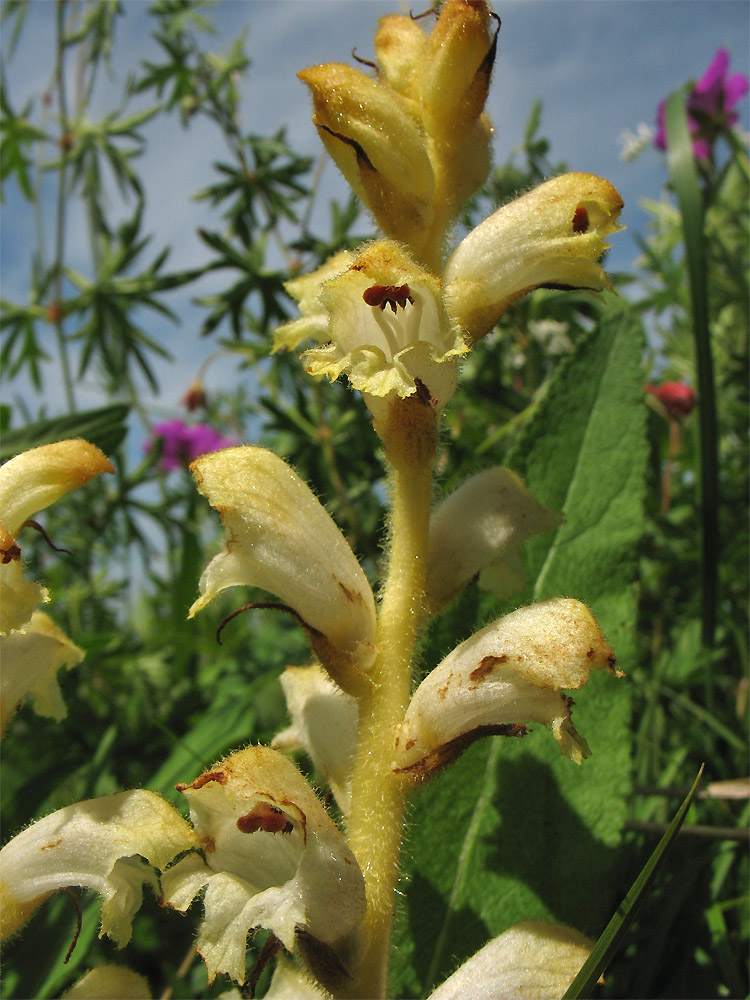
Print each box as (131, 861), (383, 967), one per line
(0, 791), (196, 945)
(0, 439), (114, 537)
(444, 173), (624, 341)
(393, 598), (621, 777)
(189, 447), (376, 677)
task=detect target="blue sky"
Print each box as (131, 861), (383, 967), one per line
(2, 0), (749, 424)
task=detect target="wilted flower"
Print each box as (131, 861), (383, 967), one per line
(645, 381), (696, 419)
(179, 379), (208, 412)
(655, 48), (749, 159)
(147, 419), (236, 471)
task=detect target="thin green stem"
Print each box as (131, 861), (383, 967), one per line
(665, 90), (719, 658)
(53, 0), (77, 412)
(344, 398), (437, 999)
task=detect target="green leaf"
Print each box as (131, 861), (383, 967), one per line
(0, 404), (130, 461)
(390, 296), (648, 998)
(563, 765), (705, 998)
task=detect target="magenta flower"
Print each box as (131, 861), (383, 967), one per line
(655, 49), (749, 159)
(148, 420), (237, 470)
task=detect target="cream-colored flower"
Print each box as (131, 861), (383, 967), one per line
(0, 439), (113, 734)
(285, 0), (623, 416)
(275, 174), (622, 423)
(161, 746), (366, 989)
(299, 0), (497, 268)
(428, 921), (593, 1000)
(272, 663), (358, 815)
(425, 467), (562, 613)
(189, 446), (376, 694)
(274, 240), (467, 425)
(393, 598), (622, 777)
(0, 790), (195, 945)
(0, 439), (113, 634)
(61, 965), (152, 999)
(0, 611), (85, 736)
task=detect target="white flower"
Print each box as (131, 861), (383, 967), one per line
(272, 663), (358, 815)
(393, 598), (622, 777)
(425, 467), (562, 613)
(428, 921), (594, 1000)
(0, 439), (113, 734)
(275, 175), (623, 425)
(0, 790), (195, 946)
(161, 746), (366, 989)
(189, 446), (376, 694)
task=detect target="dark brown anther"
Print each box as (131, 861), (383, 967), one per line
(237, 803), (294, 835)
(572, 206), (590, 234)
(362, 283), (414, 312)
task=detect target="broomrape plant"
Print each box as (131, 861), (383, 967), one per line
(0, 3), (627, 997)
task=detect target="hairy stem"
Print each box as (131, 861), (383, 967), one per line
(344, 398), (437, 999)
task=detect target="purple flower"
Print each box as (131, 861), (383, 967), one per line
(655, 49), (749, 159)
(148, 419), (237, 470)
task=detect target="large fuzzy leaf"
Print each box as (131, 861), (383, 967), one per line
(391, 295), (647, 997)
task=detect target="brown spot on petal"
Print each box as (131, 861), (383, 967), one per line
(40, 838), (63, 852)
(176, 769), (226, 792)
(200, 835), (216, 854)
(336, 578), (362, 604)
(237, 802), (294, 835)
(572, 206), (589, 233)
(469, 654), (508, 681)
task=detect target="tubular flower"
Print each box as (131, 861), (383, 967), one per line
(275, 174), (622, 421)
(188, 446), (376, 694)
(272, 663), (358, 815)
(0, 440), (113, 734)
(425, 467), (563, 613)
(161, 746), (366, 989)
(392, 598), (622, 778)
(428, 921), (594, 1000)
(299, 0), (497, 269)
(0, 790), (196, 945)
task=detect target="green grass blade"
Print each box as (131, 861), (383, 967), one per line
(664, 90), (719, 652)
(563, 765), (704, 999)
